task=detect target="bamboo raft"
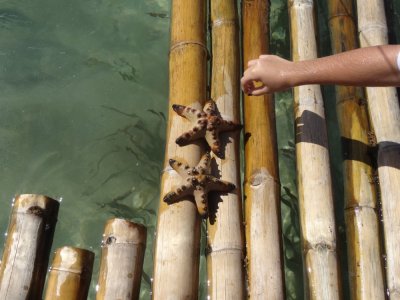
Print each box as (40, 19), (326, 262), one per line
(1, 0), (399, 299)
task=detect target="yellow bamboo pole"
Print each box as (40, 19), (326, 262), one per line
(0, 194), (59, 300)
(96, 218), (147, 300)
(207, 0), (244, 298)
(152, 0), (207, 297)
(44, 246), (94, 300)
(242, 0), (285, 298)
(356, 1), (400, 298)
(289, 0), (341, 298)
(327, 0), (385, 299)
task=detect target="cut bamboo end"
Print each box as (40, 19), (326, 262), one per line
(0, 194), (59, 300)
(44, 246), (94, 300)
(96, 218), (147, 300)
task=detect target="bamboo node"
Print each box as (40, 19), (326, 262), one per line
(248, 168), (277, 187)
(170, 40), (209, 58)
(358, 24), (388, 36)
(328, 13), (354, 23)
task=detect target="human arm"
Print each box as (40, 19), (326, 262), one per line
(241, 45), (400, 95)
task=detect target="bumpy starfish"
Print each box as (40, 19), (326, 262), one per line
(163, 152), (236, 218)
(172, 100), (242, 158)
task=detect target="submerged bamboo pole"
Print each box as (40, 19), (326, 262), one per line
(327, 0), (385, 299)
(207, 0), (244, 298)
(242, 0), (285, 298)
(0, 194), (59, 300)
(356, 1), (400, 298)
(96, 218), (147, 300)
(44, 246), (94, 300)
(152, 0), (207, 298)
(289, 0), (341, 298)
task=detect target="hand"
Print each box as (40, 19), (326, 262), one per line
(241, 55), (296, 95)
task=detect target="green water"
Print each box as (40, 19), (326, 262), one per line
(0, 0), (399, 299)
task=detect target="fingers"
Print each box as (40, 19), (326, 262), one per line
(247, 59), (257, 67)
(250, 85), (269, 95)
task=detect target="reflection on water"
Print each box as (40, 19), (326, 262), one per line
(0, 0), (168, 298)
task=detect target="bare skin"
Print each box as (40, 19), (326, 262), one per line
(241, 45), (400, 96)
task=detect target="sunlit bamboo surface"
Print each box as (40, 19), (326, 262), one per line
(152, 0), (207, 298)
(289, 0), (341, 298)
(206, 0), (245, 298)
(356, 0), (400, 298)
(242, 0), (285, 299)
(44, 246), (94, 300)
(0, 194), (59, 300)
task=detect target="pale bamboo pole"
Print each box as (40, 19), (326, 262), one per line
(96, 218), (147, 300)
(288, 1), (341, 299)
(327, 0), (385, 299)
(242, 0), (285, 299)
(152, 0), (207, 298)
(0, 194), (59, 300)
(44, 246), (94, 300)
(356, 1), (400, 298)
(206, 0), (244, 298)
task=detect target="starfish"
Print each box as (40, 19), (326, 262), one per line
(172, 99), (242, 158)
(163, 152), (236, 218)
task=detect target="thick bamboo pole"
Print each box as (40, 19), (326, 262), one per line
(207, 0), (244, 298)
(44, 246), (94, 300)
(242, 0), (285, 299)
(0, 194), (59, 300)
(327, 0), (385, 299)
(96, 218), (147, 300)
(356, 1), (400, 298)
(288, 1), (341, 299)
(152, 0), (207, 298)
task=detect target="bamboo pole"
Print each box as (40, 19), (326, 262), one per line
(288, 1), (341, 299)
(152, 0), (207, 298)
(356, 1), (400, 298)
(44, 246), (94, 300)
(96, 218), (147, 300)
(242, 0), (285, 299)
(207, 0), (244, 298)
(327, 0), (385, 299)
(0, 194), (59, 300)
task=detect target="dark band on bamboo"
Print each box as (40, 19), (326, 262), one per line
(377, 141), (400, 168)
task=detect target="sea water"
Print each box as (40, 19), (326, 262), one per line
(0, 0), (399, 299)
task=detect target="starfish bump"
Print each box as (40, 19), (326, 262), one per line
(163, 152), (236, 218)
(172, 99), (242, 158)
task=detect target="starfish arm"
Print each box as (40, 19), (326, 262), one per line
(193, 188), (208, 217)
(205, 129), (222, 157)
(175, 125), (206, 146)
(204, 175), (236, 193)
(169, 158), (191, 178)
(163, 183), (194, 204)
(172, 104), (206, 123)
(218, 119), (243, 132)
(193, 152), (211, 175)
(203, 100), (217, 115)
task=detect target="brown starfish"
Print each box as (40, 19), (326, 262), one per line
(163, 152), (236, 218)
(172, 99), (242, 158)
